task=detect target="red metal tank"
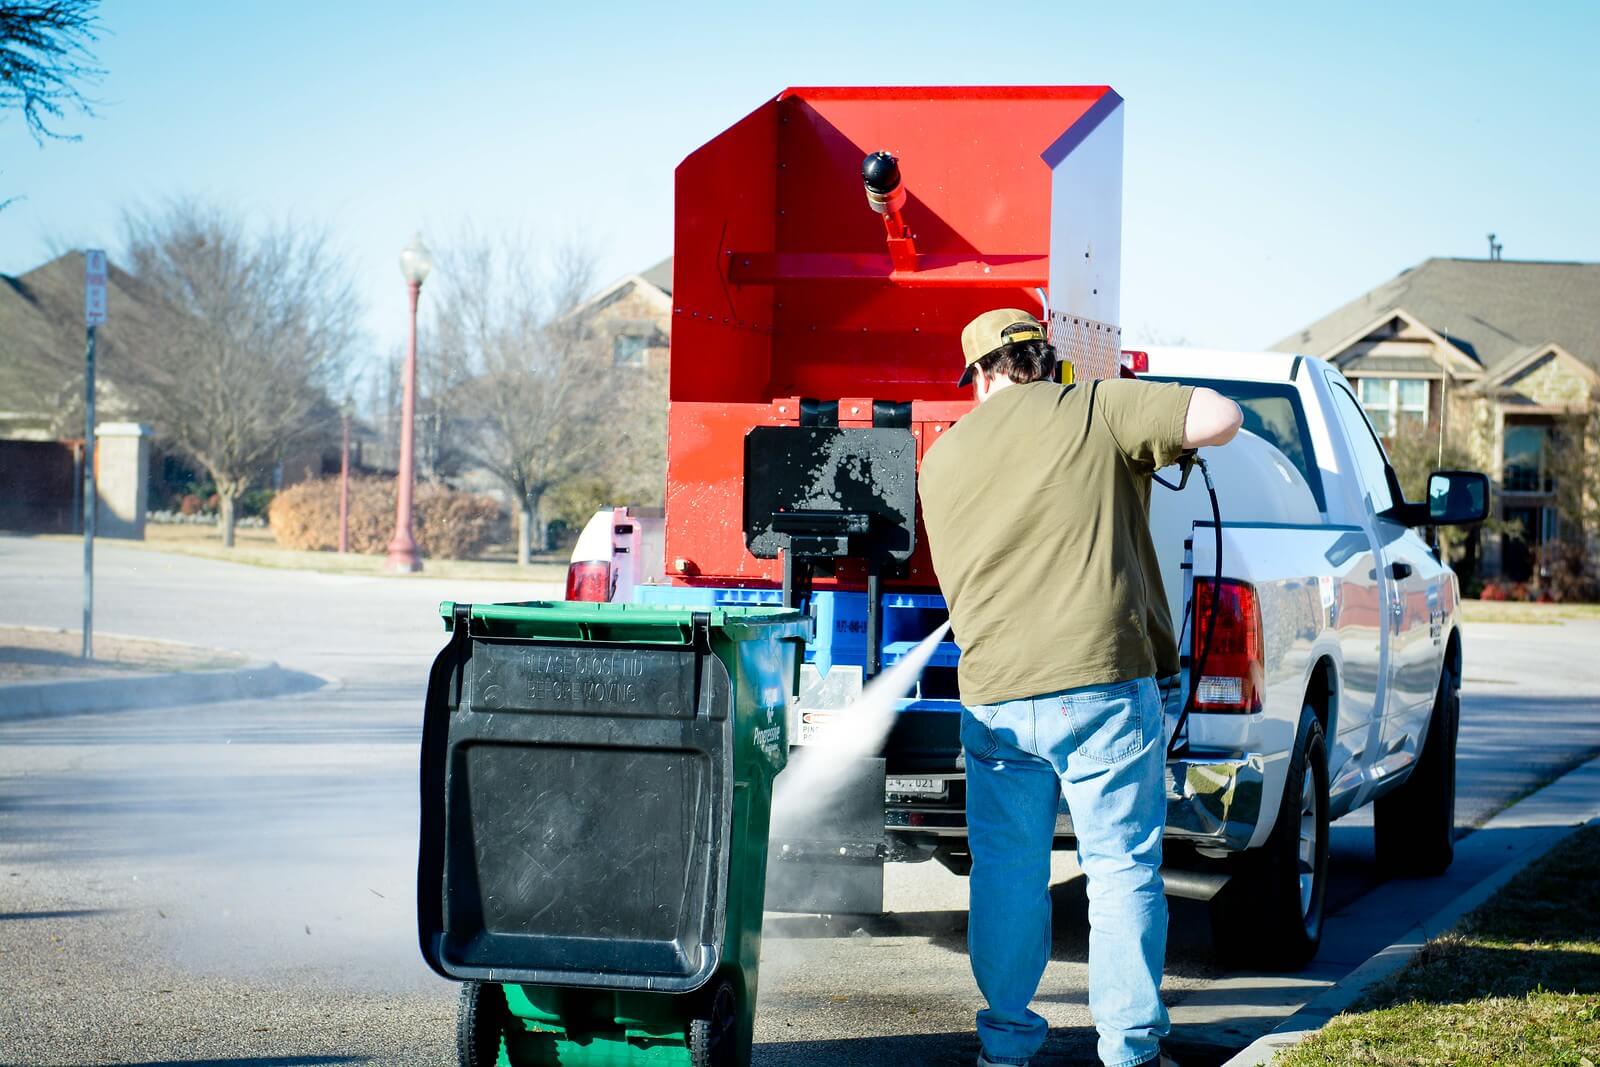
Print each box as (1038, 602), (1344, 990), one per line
(665, 85), (1123, 589)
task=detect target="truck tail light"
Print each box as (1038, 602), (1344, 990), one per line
(1120, 349), (1149, 374)
(565, 561), (613, 602)
(1190, 578), (1264, 713)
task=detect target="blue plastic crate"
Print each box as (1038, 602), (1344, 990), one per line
(630, 585), (957, 700)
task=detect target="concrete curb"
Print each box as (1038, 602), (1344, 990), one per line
(0, 661), (327, 723)
(1222, 755), (1600, 1066)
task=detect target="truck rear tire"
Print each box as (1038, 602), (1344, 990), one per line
(1374, 666), (1459, 877)
(456, 981), (507, 1067)
(1214, 704), (1329, 970)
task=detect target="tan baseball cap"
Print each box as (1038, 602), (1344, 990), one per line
(958, 308), (1046, 386)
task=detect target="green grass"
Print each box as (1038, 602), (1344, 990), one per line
(1460, 599), (1600, 625)
(1274, 824), (1600, 1066)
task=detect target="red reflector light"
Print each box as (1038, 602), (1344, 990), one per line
(1120, 349), (1150, 373)
(565, 561), (613, 602)
(1191, 578), (1264, 712)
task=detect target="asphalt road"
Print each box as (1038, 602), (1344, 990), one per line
(2, 534), (1598, 1067)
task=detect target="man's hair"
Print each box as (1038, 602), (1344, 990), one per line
(973, 338), (1058, 385)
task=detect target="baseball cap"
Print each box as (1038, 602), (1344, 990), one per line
(958, 308), (1047, 386)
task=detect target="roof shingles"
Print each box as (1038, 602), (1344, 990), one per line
(1271, 258), (1600, 375)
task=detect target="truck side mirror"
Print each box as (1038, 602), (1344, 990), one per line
(1426, 470), (1489, 526)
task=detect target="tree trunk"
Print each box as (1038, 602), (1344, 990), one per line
(219, 492), (237, 548)
(529, 491), (546, 558)
(517, 503), (532, 567)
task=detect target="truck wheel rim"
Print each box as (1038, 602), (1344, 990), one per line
(1298, 769), (1318, 919)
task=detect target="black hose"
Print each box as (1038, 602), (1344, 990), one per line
(1162, 457), (1222, 758)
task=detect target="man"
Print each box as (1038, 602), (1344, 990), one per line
(917, 309), (1243, 1067)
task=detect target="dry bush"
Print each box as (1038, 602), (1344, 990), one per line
(415, 483), (505, 559)
(268, 476), (501, 559)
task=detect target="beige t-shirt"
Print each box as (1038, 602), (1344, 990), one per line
(918, 378), (1195, 706)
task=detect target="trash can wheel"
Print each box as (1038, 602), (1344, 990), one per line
(456, 981), (507, 1067)
(688, 977), (738, 1067)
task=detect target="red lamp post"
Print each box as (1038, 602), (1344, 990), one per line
(386, 233), (432, 573)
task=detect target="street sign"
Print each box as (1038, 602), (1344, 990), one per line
(85, 249), (108, 326)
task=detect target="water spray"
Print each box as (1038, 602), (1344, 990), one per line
(770, 621), (952, 835)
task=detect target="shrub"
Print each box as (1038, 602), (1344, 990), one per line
(179, 494), (203, 516)
(268, 477), (501, 559)
(415, 482), (505, 559)
(1534, 539), (1600, 603)
(239, 487), (276, 519)
(1478, 581), (1507, 602)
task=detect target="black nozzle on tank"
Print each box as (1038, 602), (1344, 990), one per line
(862, 151), (907, 214)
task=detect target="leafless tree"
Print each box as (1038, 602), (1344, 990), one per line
(120, 200), (360, 546)
(429, 236), (621, 564)
(412, 321), (472, 481)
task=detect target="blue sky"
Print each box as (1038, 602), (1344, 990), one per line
(2, 0), (1596, 377)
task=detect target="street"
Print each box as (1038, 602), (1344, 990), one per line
(3, 534), (1599, 1066)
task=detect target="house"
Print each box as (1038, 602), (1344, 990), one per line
(1, 251), (346, 530)
(1274, 258), (1600, 582)
(570, 256), (673, 369)
(0, 251), (149, 440)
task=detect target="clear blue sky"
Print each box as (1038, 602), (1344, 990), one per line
(3, 0), (1596, 375)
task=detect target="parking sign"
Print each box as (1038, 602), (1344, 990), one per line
(85, 249), (108, 326)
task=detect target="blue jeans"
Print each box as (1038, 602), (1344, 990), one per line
(962, 677), (1169, 1067)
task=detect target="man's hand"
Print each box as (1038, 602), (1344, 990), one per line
(1184, 388), (1244, 449)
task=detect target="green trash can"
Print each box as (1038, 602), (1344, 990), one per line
(418, 600), (809, 1067)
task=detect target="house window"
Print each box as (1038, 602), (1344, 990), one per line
(1503, 423), (1553, 493)
(613, 334), (649, 368)
(1357, 377), (1427, 436)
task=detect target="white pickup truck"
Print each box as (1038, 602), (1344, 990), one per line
(1131, 347), (1486, 967)
(566, 349), (1488, 970)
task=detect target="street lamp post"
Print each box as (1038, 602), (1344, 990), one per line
(386, 233), (432, 573)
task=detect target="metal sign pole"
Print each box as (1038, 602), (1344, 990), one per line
(82, 322), (96, 660)
(82, 249), (108, 660)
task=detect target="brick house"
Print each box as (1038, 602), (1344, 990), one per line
(571, 256), (673, 369)
(1273, 258), (1600, 582)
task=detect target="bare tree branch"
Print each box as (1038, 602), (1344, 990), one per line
(119, 199), (360, 546)
(429, 234), (617, 563)
(0, 0), (101, 206)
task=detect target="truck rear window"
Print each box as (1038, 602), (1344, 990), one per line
(1145, 377), (1326, 511)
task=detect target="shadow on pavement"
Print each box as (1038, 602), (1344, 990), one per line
(758, 1029), (1235, 1066)
(767, 871), (1221, 973)
(758, 1030), (980, 1065)
(55, 1060), (366, 1067)
(0, 907), (114, 921)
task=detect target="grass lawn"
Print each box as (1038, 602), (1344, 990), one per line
(1460, 599), (1600, 625)
(41, 524), (569, 584)
(1274, 824), (1600, 1066)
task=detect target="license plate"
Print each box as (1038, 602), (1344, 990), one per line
(797, 710), (836, 744)
(886, 777), (948, 799)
